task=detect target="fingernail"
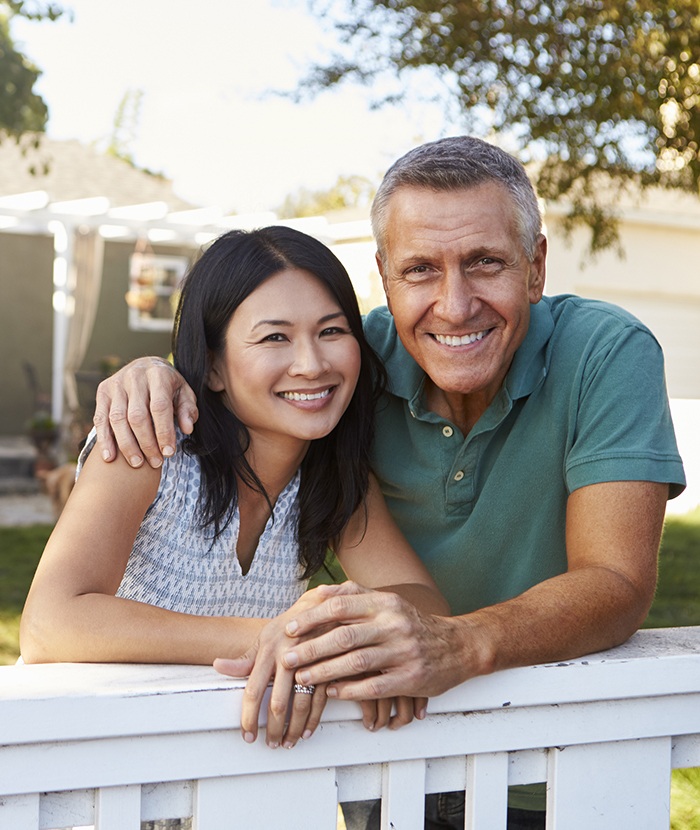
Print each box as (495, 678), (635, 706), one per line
(297, 670), (311, 684)
(243, 731), (255, 744)
(285, 651), (299, 668)
(129, 455), (143, 468)
(149, 457), (163, 468)
(417, 707), (427, 720)
(326, 686), (338, 698)
(283, 741), (294, 749)
(267, 741), (279, 749)
(302, 730), (312, 740)
(286, 620), (299, 635)
(101, 449), (111, 461)
(163, 445), (175, 457)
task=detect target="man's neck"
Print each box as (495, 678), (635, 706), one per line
(424, 379), (496, 437)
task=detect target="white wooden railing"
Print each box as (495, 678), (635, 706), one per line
(1, 627), (700, 830)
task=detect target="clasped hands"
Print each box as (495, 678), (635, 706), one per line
(214, 581), (448, 749)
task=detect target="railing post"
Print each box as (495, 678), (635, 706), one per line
(466, 752), (509, 830)
(381, 759), (426, 829)
(546, 736), (673, 828)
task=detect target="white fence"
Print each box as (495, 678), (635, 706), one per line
(1, 627), (699, 830)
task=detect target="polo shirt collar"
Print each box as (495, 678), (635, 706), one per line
(384, 298), (554, 405)
(505, 297), (553, 401)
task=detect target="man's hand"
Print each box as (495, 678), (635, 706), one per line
(280, 583), (474, 701)
(94, 357), (198, 468)
(214, 583), (432, 740)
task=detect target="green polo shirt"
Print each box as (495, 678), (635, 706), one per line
(365, 294), (685, 617)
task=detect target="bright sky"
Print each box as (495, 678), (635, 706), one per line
(11, 0), (456, 213)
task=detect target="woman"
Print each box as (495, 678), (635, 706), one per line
(20, 226), (448, 749)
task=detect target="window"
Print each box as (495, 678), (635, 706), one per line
(126, 253), (189, 332)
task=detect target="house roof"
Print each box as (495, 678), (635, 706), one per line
(0, 135), (194, 210)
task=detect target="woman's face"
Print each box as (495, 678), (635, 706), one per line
(208, 268), (362, 453)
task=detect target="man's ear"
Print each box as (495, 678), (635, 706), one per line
(375, 251), (392, 313)
(207, 354), (225, 392)
(528, 233), (547, 304)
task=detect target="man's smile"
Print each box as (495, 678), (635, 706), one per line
(431, 329), (492, 347)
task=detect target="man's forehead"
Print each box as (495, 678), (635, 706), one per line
(383, 184), (518, 251)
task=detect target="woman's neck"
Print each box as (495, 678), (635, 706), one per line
(241, 432), (309, 505)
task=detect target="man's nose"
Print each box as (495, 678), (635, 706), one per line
(434, 271), (478, 323)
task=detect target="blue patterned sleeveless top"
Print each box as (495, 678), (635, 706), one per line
(79, 431), (307, 618)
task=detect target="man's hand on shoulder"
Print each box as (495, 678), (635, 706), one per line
(94, 357), (198, 469)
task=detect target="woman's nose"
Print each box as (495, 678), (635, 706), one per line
(288, 340), (330, 377)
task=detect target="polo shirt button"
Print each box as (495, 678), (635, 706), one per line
(442, 426), (453, 437)
(453, 470), (464, 481)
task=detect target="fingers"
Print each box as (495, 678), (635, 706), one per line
(213, 656), (255, 679)
(282, 683), (327, 748)
(239, 657), (276, 744)
(359, 699), (377, 731)
(389, 696), (416, 730)
(284, 588), (378, 640)
(284, 620), (382, 672)
(175, 384), (199, 435)
(297, 642), (414, 696)
(263, 669), (296, 748)
(92, 393), (118, 463)
(373, 698), (394, 731)
(94, 358), (191, 469)
(413, 696), (428, 721)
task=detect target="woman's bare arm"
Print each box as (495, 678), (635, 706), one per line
(20, 448), (265, 665)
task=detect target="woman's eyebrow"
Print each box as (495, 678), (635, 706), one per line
(318, 311), (347, 324)
(251, 318), (292, 330)
(252, 311), (347, 331)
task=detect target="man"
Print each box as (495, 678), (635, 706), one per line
(94, 137), (685, 827)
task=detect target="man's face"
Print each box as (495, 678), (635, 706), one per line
(377, 183), (546, 417)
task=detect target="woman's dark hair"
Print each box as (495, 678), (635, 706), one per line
(172, 226), (386, 578)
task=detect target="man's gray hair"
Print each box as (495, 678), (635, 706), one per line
(371, 136), (542, 264)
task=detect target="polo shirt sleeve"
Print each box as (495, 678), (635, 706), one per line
(564, 323), (686, 498)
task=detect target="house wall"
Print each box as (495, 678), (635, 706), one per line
(544, 212), (700, 514)
(544, 214), (700, 400)
(0, 233), (55, 434)
(0, 234), (198, 435)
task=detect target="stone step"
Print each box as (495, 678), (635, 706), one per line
(0, 436), (39, 485)
(0, 476), (40, 495)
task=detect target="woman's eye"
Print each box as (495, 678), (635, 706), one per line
(262, 333), (287, 342)
(321, 326), (349, 337)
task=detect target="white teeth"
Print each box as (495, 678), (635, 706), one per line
(280, 388), (331, 401)
(434, 331), (486, 347)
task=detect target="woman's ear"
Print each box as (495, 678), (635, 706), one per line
(206, 353), (225, 392)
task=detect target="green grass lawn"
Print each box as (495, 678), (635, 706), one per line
(2, 510), (699, 826)
(0, 523), (52, 665)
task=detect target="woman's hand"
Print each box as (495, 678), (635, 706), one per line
(214, 587), (336, 748)
(359, 695), (428, 732)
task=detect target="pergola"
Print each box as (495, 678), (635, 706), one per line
(0, 190), (372, 429)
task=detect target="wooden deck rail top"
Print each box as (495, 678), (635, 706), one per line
(1, 626), (700, 829)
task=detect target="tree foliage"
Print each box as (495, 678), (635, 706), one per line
(304, 0), (700, 252)
(0, 1), (64, 144)
(277, 174), (376, 218)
